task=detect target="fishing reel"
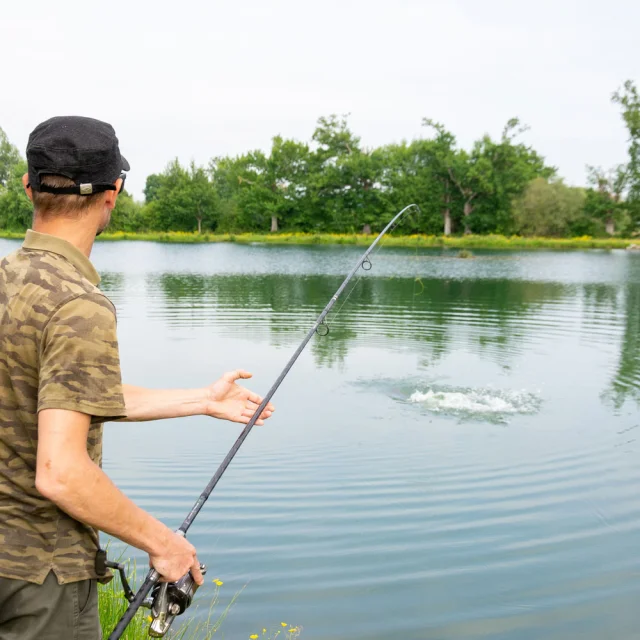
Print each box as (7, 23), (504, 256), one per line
(98, 550), (206, 638)
(145, 565), (207, 637)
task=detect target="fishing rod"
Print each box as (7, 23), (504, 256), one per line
(108, 203), (419, 640)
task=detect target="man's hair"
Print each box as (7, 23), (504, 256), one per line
(31, 175), (105, 218)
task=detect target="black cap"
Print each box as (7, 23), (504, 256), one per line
(26, 116), (130, 196)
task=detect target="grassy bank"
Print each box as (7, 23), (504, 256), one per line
(98, 567), (234, 640)
(98, 561), (302, 639)
(1, 229), (639, 250)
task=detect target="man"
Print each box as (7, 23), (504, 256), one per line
(0, 116), (274, 640)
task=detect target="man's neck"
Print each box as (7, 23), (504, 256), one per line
(32, 216), (98, 258)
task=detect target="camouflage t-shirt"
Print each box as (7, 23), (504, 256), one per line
(0, 230), (126, 585)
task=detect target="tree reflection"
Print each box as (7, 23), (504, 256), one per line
(97, 260), (640, 410)
(603, 282), (640, 409)
(99, 272), (125, 293)
(150, 273), (568, 371)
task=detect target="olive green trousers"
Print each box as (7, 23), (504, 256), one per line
(0, 570), (100, 640)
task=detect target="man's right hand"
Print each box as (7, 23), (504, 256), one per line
(149, 531), (204, 585)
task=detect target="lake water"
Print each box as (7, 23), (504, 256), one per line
(2, 239), (640, 639)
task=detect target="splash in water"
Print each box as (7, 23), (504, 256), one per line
(409, 386), (541, 420)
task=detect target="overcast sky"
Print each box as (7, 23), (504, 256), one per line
(2, 0), (639, 198)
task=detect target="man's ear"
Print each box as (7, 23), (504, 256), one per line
(22, 174), (34, 203)
(104, 178), (122, 210)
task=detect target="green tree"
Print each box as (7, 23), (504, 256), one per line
(208, 156), (243, 232)
(513, 178), (586, 237)
(235, 136), (310, 232)
(335, 147), (385, 233)
(143, 174), (165, 204)
(420, 119), (458, 235)
(377, 140), (450, 235)
(149, 160), (219, 233)
(0, 127), (31, 231)
(422, 118), (553, 235)
(306, 115), (385, 232)
(0, 160), (32, 231)
(108, 190), (146, 232)
(468, 119), (554, 235)
(0, 127), (22, 190)
(613, 81), (640, 198)
(585, 166), (627, 235)
(612, 80), (640, 227)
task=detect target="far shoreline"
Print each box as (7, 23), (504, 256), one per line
(0, 230), (639, 251)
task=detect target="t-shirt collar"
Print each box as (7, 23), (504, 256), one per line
(22, 230), (101, 285)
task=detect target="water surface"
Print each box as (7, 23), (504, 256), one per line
(2, 240), (639, 639)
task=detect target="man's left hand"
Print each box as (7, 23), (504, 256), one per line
(204, 370), (275, 425)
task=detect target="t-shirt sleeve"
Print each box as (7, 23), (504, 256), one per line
(38, 292), (127, 422)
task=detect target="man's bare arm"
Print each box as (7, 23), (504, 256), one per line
(36, 408), (203, 584)
(121, 385), (208, 421)
(120, 370), (275, 424)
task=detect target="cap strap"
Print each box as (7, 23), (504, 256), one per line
(37, 183), (117, 196)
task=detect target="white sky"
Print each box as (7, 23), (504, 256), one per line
(1, 0), (639, 199)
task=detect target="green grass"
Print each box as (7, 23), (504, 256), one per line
(98, 558), (302, 640)
(98, 562), (238, 640)
(94, 231), (639, 250)
(0, 231), (25, 240)
(2, 229), (640, 250)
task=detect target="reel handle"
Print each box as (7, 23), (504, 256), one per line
(149, 564), (207, 637)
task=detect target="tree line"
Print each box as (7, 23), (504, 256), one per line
(1, 81), (639, 237)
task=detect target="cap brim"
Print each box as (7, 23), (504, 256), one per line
(121, 155), (130, 172)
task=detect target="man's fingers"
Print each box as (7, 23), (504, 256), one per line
(242, 406), (273, 419)
(224, 369), (252, 383)
(246, 394), (276, 412)
(243, 401), (273, 415)
(246, 391), (275, 410)
(259, 400), (275, 412)
(243, 413), (266, 425)
(191, 559), (204, 586)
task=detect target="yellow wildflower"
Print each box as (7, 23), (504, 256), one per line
(263, 630), (267, 634)
(289, 629), (298, 634)
(213, 579), (223, 586)
(281, 622), (288, 627)
(250, 635), (258, 639)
